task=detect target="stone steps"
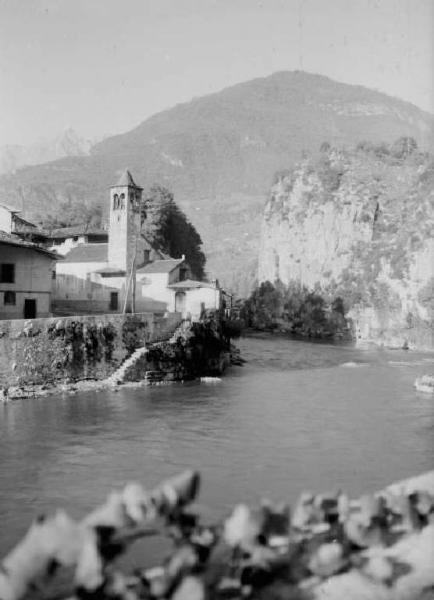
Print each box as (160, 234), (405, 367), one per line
(106, 346), (148, 386)
(105, 319), (187, 387)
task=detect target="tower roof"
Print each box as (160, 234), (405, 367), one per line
(111, 169), (142, 189)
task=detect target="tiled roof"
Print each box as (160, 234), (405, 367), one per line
(137, 258), (184, 274)
(0, 231), (58, 259)
(48, 225), (108, 239)
(62, 243), (108, 263)
(112, 169), (142, 189)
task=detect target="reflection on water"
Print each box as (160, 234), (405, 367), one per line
(1, 335), (433, 554)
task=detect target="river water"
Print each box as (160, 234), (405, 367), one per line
(1, 334), (433, 555)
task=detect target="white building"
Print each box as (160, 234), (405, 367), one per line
(54, 169), (228, 318)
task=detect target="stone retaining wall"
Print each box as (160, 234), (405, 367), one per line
(0, 312), (182, 388)
(123, 319), (232, 383)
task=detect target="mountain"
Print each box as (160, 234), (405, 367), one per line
(258, 141), (434, 348)
(0, 128), (98, 175)
(0, 71), (433, 295)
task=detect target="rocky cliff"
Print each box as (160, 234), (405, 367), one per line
(258, 141), (434, 348)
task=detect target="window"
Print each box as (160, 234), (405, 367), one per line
(4, 291), (16, 305)
(0, 263), (15, 283)
(179, 268), (187, 281)
(110, 292), (118, 310)
(52, 270), (56, 280)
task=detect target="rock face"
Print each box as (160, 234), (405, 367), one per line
(258, 143), (434, 348)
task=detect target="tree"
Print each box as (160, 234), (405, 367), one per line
(142, 185), (206, 280)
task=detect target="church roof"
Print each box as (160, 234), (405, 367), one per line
(111, 169), (143, 189)
(137, 258), (184, 274)
(62, 243), (108, 263)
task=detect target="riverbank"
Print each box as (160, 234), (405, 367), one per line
(0, 323), (243, 402)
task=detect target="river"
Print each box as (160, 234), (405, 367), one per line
(1, 334), (433, 556)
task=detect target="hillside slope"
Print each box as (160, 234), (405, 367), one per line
(258, 141), (434, 348)
(1, 71), (433, 294)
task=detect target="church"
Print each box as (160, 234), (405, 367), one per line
(53, 170), (226, 318)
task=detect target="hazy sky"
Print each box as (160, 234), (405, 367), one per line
(0, 0), (432, 146)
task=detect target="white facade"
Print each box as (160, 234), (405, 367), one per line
(0, 206), (13, 233)
(168, 285), (221, 318)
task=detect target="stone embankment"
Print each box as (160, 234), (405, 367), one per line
(0, 469), (433, 600)
(0, 313), (240, 401)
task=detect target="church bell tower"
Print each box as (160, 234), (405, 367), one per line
(108, 170), (143, 271)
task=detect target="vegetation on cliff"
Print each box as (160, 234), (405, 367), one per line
(241, 281), (349, 339)
(258, 137), (434, 343)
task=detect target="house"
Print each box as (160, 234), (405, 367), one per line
(0, 231), (57, 319)
(46, 225), (108, 256)
(167, 279), (229, 317)
(136, 260), (226, 317)
(136, 258), (191, 312)
(0, 203), (48, 245)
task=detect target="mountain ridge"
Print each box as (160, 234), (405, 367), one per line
(1, 70), (433, 295)
(0, 128), (107, 176)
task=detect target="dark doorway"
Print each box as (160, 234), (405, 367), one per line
(24, 299), (37, 319)
(110, 292), (119, 310)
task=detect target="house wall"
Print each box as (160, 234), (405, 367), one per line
(0, 245), (54, 319)
(138, 272), (172, 309)
(0, 206), (13, 233)
(56, 260), (108, 280)
(54, 260), (167, 316)
(53, 261), (131, 314)
(168, 287), (221, 318)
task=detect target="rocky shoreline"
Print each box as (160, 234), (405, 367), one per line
(0, 344), (244, 403)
